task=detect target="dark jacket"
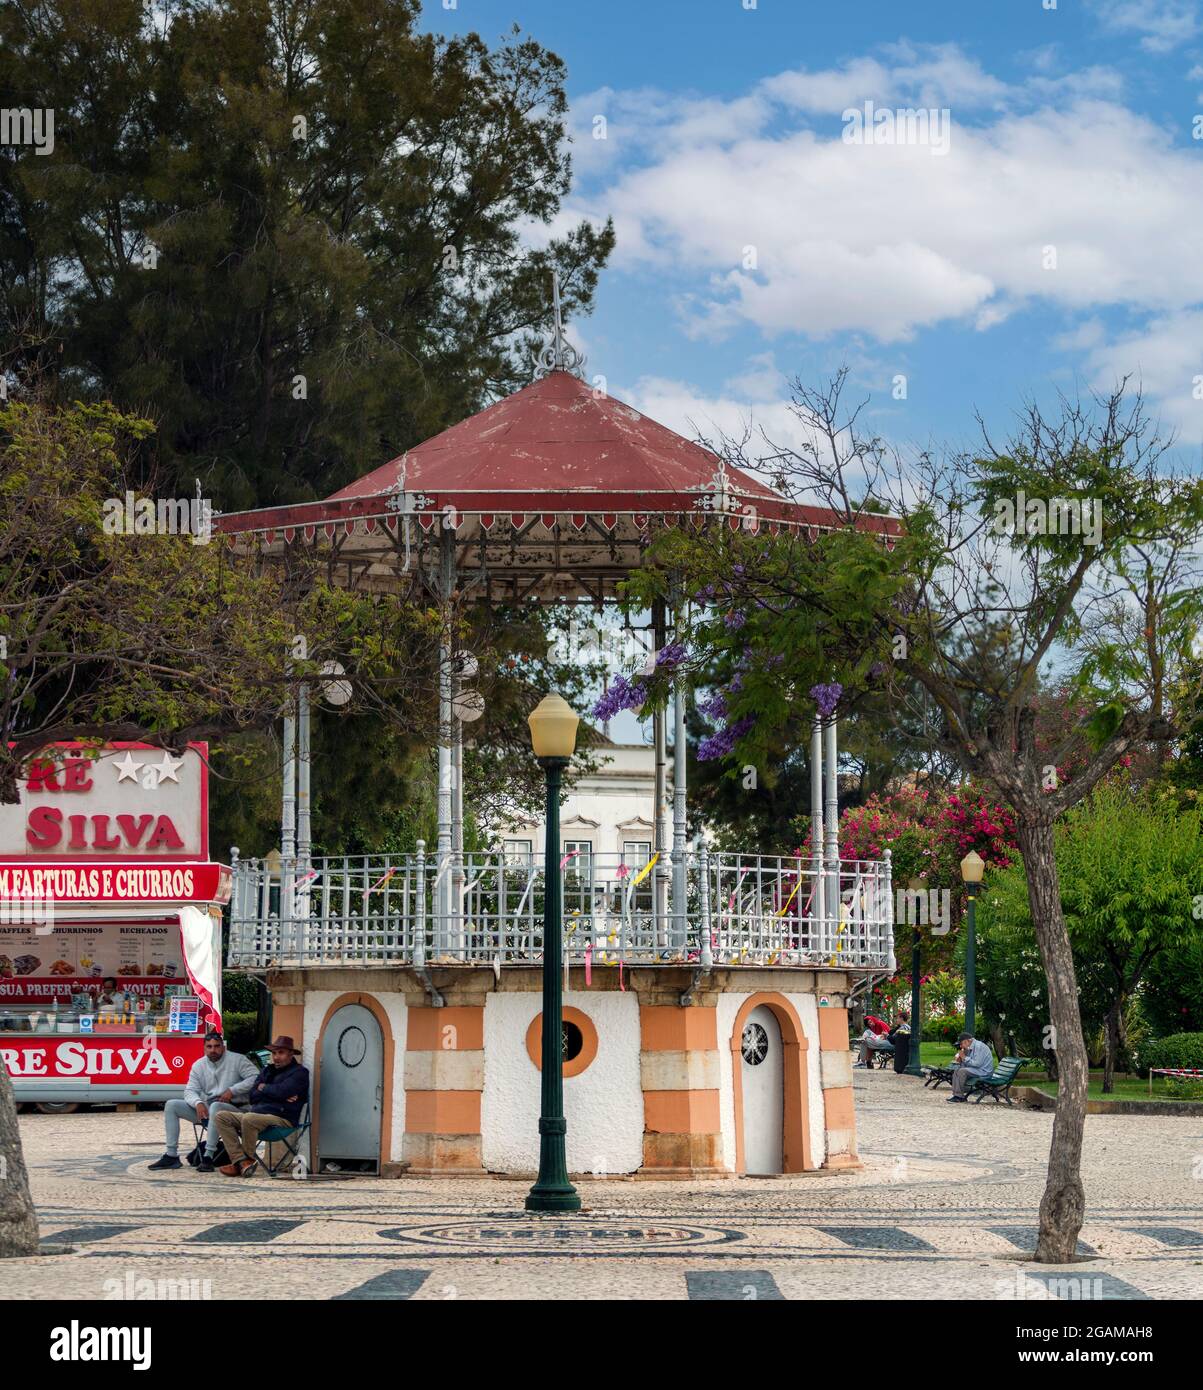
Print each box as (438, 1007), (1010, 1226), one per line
(249, 1059), (309, 1126)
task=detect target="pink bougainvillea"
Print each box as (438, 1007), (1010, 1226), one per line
(834, 782), (1017, 885)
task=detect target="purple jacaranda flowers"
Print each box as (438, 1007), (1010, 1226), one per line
(698, 691), (728, 722)
(810, 682), (843, 718)
(592, 675), (647, 721)
(697, 715), (756, 762)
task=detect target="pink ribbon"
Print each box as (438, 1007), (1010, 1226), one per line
(584, 941), (593, 987)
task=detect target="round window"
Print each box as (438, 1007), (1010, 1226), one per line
(338, 1025), (367, 1068)
(525, 1007), (598, 1078)
(562, 1020), (584, 1062)
(741, 1021), (769, 1066)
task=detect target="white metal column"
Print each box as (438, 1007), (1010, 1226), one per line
(652, 598), (669, 950)
(297, 682), (311, 873)
(810, 715), (824, 953)
(282, 704), (296, 861)
(436, 531), (455, 957)
(671, 594), (688, 953)
(823, 716), (840, 959)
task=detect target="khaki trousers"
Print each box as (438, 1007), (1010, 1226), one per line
(216, 1109), (293, 1163)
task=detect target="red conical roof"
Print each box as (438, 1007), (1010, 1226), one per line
(328, 370), (779, 503)
(215, 368), (900, 602)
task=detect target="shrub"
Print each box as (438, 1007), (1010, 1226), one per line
(221, 1010), (263, 1054)
(924, 1012), (965, 1043)
(1160, 1077), (1203, 1101)
(221, 972), (261, 1013)
(1140, 937), (1203, 1036)
(1134, 1032), (1203, 1078)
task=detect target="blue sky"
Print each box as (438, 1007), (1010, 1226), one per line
(421, 0), (1203, 465)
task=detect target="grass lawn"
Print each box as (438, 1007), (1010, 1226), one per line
(1026, 1076), (1203, 1103)
(914, 1044), (1203, 1103)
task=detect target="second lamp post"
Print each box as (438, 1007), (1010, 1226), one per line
(524, 694), (582, 1214)
(960, 850), (984, 1036)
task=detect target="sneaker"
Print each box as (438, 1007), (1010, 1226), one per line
(147, 1154), (182, 1170)
(196, 1157), (216, 1173)
(946, 1095), (967, 1103)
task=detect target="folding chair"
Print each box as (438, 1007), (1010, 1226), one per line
(251, 1103), (312, 1178)
(188, 1111), (233, 1167)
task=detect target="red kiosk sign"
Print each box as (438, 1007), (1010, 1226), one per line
(0, 744), (224, 1098)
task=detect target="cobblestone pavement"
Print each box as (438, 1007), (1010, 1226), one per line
(8, 1068), (1203, 1300)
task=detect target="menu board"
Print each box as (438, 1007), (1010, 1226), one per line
(0, 919), (186, 1001)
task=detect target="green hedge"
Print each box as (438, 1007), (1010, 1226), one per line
(1134, 1032), (1203, 1078)
(221, 1010), (263, 1055)
(923, 1012), (965, 1043)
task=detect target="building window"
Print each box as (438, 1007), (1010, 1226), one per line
(561, 1019), (585, 1062)
(562, 839), (593, 879)
(525, 1007), (599, 1078)
(622, 840), (652, 869)
(503, 838), (533, 867)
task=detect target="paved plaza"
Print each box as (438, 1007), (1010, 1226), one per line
(8, 1067), (1203, 1301)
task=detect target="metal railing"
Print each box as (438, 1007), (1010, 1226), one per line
(226, 844), (894, 973)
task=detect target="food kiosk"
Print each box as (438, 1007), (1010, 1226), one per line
(0, 743), (229, 1111)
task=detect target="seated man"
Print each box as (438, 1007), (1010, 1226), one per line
(148, 1030), (259, 1172)
(855, 1023), (895, 1068)
(217, 1035), (309, 1176)
(948, 1030), (995, 1102)
(887, 1010), (911, 1071)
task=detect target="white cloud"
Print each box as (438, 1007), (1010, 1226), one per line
(1083, 311), (1203, 441)
(587, 97), (1203, 345)
(1089, 0), (1200, 53)
(568, 45), (1203, 445)
(762, 42), (1013, 114)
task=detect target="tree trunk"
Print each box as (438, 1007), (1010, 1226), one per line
(1103, 999), (1122, 1095)
(1016, 819), (1088, 1263)
(0, 1061), (39, 1257)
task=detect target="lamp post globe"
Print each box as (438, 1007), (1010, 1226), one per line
(525, 694), (582, 1214)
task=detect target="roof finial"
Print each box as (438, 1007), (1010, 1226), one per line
(532, 270), (585, 378)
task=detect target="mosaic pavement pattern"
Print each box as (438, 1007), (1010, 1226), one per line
(10, 1069), (1203, 1300)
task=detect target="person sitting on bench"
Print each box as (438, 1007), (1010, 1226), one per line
(855, 1016), (895, 1067)
(148, 1030), (258, 1172)
(217, 1035), (309, 1177)
(948, 1030), (994, 1102)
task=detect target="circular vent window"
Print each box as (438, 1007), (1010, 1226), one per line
(525, 1007), (598, 1077)
(741, 1021), (769, 1066)
(338, 1025), (367, 1068)
(562, 1020), (584, 1062)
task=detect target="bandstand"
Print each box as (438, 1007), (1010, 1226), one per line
(216, 336), (900, 1179)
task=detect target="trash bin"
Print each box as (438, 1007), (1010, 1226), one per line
(891, 1032), (911, 1072)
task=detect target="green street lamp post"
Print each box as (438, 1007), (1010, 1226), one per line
(525, 694), (582, 1214)
(905, 920), (924, 1076)
(960, 851), (985, 1037)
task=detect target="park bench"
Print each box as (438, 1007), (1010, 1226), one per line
(966, 1056), (1027, 1105)
(923, 1065), (953, 1089)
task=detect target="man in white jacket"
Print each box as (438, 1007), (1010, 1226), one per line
(148, 1031), (259, 1173)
